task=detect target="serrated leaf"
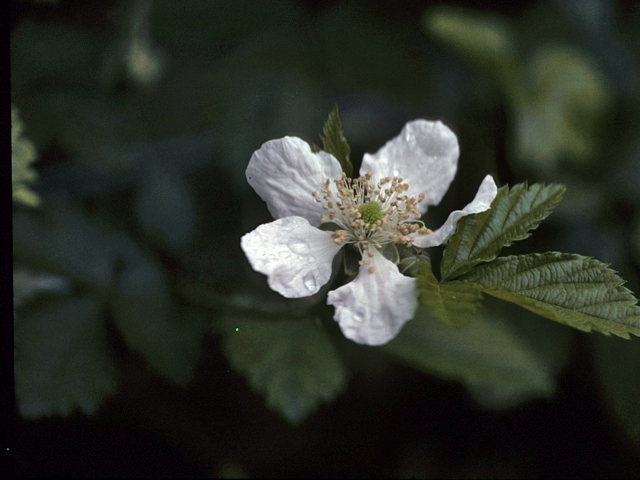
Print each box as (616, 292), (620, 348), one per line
(217, 316), (347, 425)
(320, 105), (353, 177)
(15, 296), (119, 419)
(462, 252), (640, 339)
(383, 306), (554, 406)
(415, 263), (482, 326)
(441, 182), (566, 281)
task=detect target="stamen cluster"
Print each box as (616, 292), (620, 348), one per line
(312, 171), (432, 272)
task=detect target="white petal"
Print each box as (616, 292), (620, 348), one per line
(412, 174), (498, 248)
(327, 250), (418, 346)
(246, 137), (343, 226)
(360, 120), (459, 213)
(240, 216), (342, 298)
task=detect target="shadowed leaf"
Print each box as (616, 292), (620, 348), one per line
(217, 316), (347, 425)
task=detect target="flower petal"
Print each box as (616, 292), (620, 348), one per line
(240, 216), (342, 298)
(360, 120), (459, 213)
(412, 174), (498, 248)
(246, 137), (343, 226)
(327, 250), (418, 346)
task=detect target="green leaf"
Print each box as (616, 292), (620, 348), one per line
(15, 296), (119, 419)
(217, 316), (347, 425)
(383, 306), (555, 407)
(591, 334), (640, 451)
(13, 199), (205, 385)
(13, 200), (144, 290)
(110, 255), (206, 386)
(415, 263), (482, 326)
(423, 7), (517, 82)
(462, 252), (640, 339)
(441, 182), (566, 281)
(320, 105), (353, 178)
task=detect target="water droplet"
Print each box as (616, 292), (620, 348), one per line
(303, 273), (317, 292)
(392, 169), (400, 177)
(287, 239), (311, 254)
(404, 131), (415, 142)
(353, 313), (364, 323)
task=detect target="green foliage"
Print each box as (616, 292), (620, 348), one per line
(462, 252), (640, 339)
(423, 7), (609, 174)
(110, 259), (206, 386)
(383, 306), (555, 405)
(511, 46), (608, 173)
(441, 182), (566, 281)
(11, 106), (41, 207)
(13, 199), (206, 401)
(217, 316), (347, 425)
(13, 201), (137, 289)
(10, 20), (101, 92)
(424, 7), (517, 81)
(15, 296), (119, 418)
(13, 267), (70, 307)
(320, 105), (353, 178)
(416, 263), (482, 326)
(135, 164), (196, 253)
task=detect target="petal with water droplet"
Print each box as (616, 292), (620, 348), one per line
(241, 217), (342, 298)
(327, 250), (418, 345)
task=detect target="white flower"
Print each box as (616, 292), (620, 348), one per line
(241, 120), (497, 345)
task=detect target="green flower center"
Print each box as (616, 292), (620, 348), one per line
(358, 201), (383, 225)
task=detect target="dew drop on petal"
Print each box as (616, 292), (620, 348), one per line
(279, 218), (297, 232)
(403, 130), (415, 143)
(287, 239), (311, 254)
(303, 273), (317, 292)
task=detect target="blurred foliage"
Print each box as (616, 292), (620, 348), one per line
(426, 7), (610, 177)
(383, 306), (557, 408)
(11, 106), (41, 207)
(216, 315), (347, 425)
(11, 0), (640, 476)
